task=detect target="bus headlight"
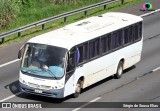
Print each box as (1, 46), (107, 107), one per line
(19, 78), (23, 83)
(57, 85), (63, 89)
(19, 78), (27, 85)
(52, 84), (63, 89)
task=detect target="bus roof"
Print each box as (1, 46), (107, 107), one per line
(28, 12), (143, 50)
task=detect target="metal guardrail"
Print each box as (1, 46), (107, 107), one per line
(0, 0), (124, 44)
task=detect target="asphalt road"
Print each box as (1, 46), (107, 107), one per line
(1, 6), (160, 111)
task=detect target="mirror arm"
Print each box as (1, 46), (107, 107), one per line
(20, 45), (25, 50)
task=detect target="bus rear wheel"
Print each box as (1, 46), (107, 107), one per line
(73, 80), (82, 98)
(114, 61), (123, 79)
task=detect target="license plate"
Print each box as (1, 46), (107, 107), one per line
(35, 89), (42, 93)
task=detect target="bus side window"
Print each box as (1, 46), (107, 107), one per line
(128, 26), (133, 43)
(89, 41), (95, 59)
(117, 30), (122, 47)
(89, 38), (100, 59)
(139, 22), (142, 39)
(134, 24), (139, 41)
(78, 46), (83, 63)
(95, 38), (100, 56)
(112, 31), (122, 49)
(67, 49), (76, 72)
(84, 43), (89, 61)
(77, 42), (88, 64)
(124, 28), (129, 45)
(77, 42), (89, 64)
(101, 35), (107, 53)
(101, 34), (111, 54)
(112, 32), (117, 49)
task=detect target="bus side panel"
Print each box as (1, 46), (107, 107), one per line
(124, 53), (141, 69)
(82, 41), (142, 89)
(64, 74), (74, 97)
(64, 68), (84, 97)
(123, 41), (142, 69)
(82, 54), (118, 88)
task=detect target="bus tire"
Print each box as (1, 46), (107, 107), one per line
(114, 61), (123, 79)
(73, 80), (81, 98)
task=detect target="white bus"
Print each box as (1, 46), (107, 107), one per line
(18, 12), (143, 98)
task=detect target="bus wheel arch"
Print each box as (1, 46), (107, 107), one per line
(73, 76), (84, 98)
(79, 76), (84, 88)
(114, 59), (124, 79)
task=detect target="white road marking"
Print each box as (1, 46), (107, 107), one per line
(0, 92), (22, 102)
(72, 97), (101, 111)
(140, 8), (160, 17)
(152, 66), (160, 72)
(0, 59), (20, 68)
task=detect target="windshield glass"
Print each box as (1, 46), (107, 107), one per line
(21, 43), (67, 79)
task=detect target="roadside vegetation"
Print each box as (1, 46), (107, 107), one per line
(0, 0), (145, 47)
(0, 0), (104, 31)
(0, 0), (19, 29)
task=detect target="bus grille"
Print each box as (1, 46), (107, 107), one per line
(28, 82), (51, 90)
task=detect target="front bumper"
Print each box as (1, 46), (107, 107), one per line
(19, 82), (64, 98)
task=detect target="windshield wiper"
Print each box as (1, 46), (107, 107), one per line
(21, 68), (56, 78)
(41, 65), (58, 79)
(46, 69), (57, 80)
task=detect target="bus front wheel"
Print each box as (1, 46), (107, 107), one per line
(114, 61), (124, 79)
(73, 80), (82, 98)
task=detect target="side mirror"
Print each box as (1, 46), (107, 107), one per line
(18, 50), (22, 59)
(18, 45), (25, 59)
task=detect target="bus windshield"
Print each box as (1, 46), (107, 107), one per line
(21, 43), (67, 79)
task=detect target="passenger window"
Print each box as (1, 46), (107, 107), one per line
(101, 34), (111, 54)
(124, 28), (129, 45)
(89, 38), (100, 59)
(133, 22), (142, 41)
(112, 31), (122, 49)
(78, 46), (83, 63)
(117, 30), (122, 47)
(67, 48), (76, 72)
(139, 22), (142, 39)
(128, 26), (133, 43)
(89, 41), (95, 58)
(84, 43), (89, 61)
(77, 42), (89, 64)
(134, 24), (139, 41)
(95, 39), (100, 56)
(101, 35), (107, 53)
